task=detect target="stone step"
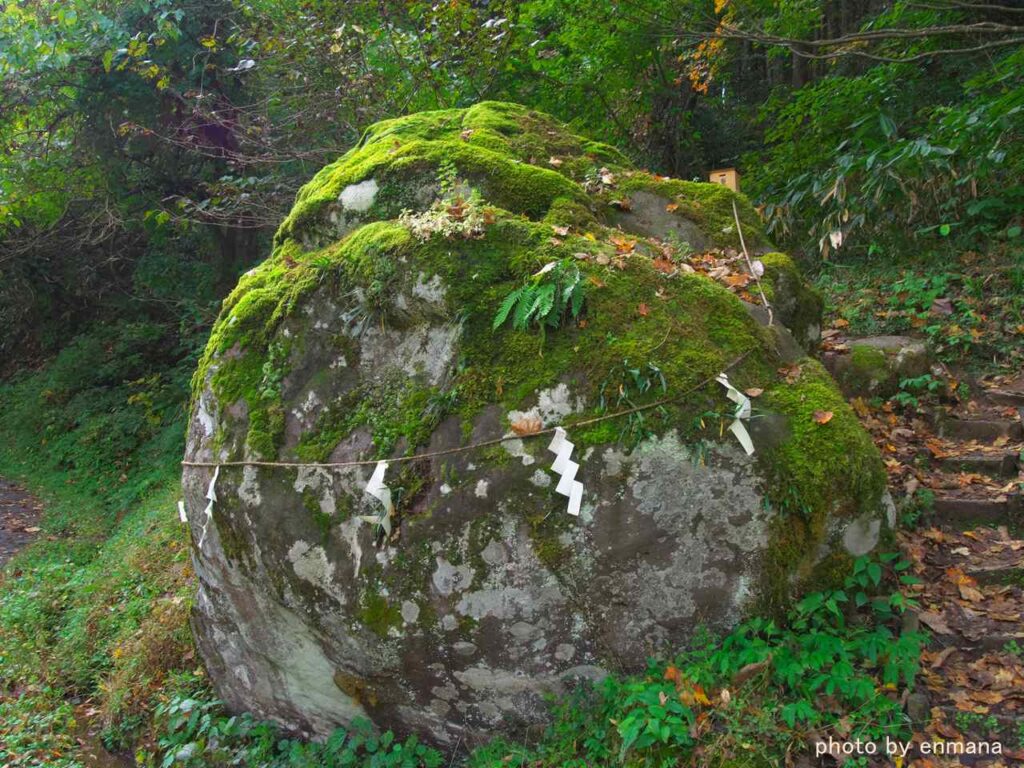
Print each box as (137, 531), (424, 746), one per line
(936, 451), (1020, 478)
(930, 493), (1023, 527)
(967, 565), (1024, 588)
(986, 388), (1024, 408)
(925, 626), (1024, 653)
(936, 417), (1023, 442)
(932, 704), (1022, 737)
(907, 609), (1024, 652)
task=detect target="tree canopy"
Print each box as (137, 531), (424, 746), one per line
(1, 0), (1021, 362)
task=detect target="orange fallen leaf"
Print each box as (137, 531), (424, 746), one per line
(652, 257), (676, 274)
(548, 156), (563, 167)
(778, 364), (802, 383)
(970, 690), (1006, 705)
(850, 397), (871, 417)
(637, 303), (650, 317)
(665, 202), (679, 212)
(723, 273), (752, 288)
(813, 410), (834, 425)
(744, 387), (763, 397)
(510, 417), (543, 436)
(610, 235), (636, 253)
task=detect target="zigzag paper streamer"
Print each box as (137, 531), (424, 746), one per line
(359, 460), (393, 538)
(547, 427), (584, 516)
(196, 466), (219, 550)
(716, 373), (755, 456)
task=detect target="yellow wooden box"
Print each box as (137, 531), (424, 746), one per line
(708, 167), (740, 192)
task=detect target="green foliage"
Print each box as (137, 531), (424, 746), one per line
(597, 360), (669, 445)
(899, 488), (935, 530)
(0, 688), (81, 768)
(4, 0), (1010, 763)
(751, 47), (1024, 259)
(154, 701), (443, 768)
(891, 373), (943, 410)
(817, 249), (1024, 370)
(492, 259), (585, 333)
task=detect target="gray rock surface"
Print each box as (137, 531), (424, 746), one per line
(182, 101), (890, 746)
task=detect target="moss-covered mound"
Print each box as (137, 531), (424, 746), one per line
(183, 102), (890, 745)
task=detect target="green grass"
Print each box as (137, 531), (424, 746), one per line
(0, 320), (201, 765)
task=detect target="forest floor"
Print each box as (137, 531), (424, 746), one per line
(819, 252), (1024, 765)
(888, 376), (1024, 765)
(0, 478), (42, 567)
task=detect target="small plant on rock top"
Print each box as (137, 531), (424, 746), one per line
(400, 160), (490, 241)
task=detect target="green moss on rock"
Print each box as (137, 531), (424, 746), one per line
(616, 173), (766, 249)
(756, 359), (887, 613)
(759, 252), (824, 349)
(357, 587), (403, 638)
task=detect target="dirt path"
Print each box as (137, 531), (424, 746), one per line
(0, 481), (135, 766)
(0, 477), (43, 567)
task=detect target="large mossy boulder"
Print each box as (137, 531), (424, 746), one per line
(182, 102), (891, 745)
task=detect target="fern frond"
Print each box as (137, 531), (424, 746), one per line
(493, 286), (525, 329)
(512, 285), (537, 329)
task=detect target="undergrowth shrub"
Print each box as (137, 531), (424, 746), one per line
(749, 47), (1024, 260)
(0, 320), (198, 764)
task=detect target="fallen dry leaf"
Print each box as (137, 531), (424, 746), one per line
(813, 410), (834, 425)
(850, 397), (871, 418)
(930, 647), (957, 669)
(918, 611), (952, 635)
(732, 655), (772, 687)
(637, 303), (650, 317)
(509, 418), (542, 437)
(778, 364), (802, 383)
(959, 583), (984, 602)
(652, 257), (676, 275)
(610, 235), (636, 254)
